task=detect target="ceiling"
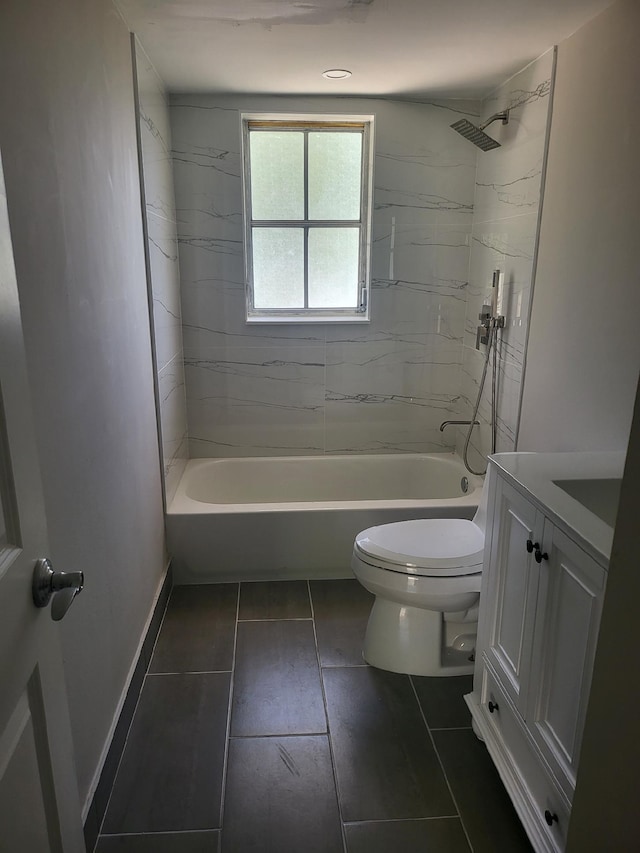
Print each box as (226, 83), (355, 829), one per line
(117, 0), (614, 99)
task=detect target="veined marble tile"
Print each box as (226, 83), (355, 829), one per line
(147, 212), (183, 371)
(325, 419), (456, 455)
(372, 223), (471, 294)
(164, 436), (188, 507)
(326, 340), (462, 407)
(474, 51), (553, 224)
(464, 213), (538, 364)
(158, 354), (188, 453)
(136, 45), (177, 223)
(185, 345), (325, 457)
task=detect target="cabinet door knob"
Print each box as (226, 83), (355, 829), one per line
(534, 548), (549, 563)
(488, 700), (499, 714)
(526, 539), (536, 553)
(544, 809), (558, 827)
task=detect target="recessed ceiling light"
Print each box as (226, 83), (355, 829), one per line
(322, 69), (352, 80)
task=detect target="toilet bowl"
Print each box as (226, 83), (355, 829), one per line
(352, 494), (487, 676)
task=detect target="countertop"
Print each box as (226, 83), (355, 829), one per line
(488, 451), (626, 567)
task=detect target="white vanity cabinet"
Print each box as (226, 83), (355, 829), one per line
(467, 454), (618, 853)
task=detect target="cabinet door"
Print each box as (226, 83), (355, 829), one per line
(485, 478), (543, 714)
(526, 523), (606, 800)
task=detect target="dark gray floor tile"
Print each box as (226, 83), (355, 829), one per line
(345, 817), (470, 853)
(150, 584), (237, 673)
(238, 580), (311, 620)
(83, 801), (99, 853)
(310, 578), (373, 666)
(95, 652), (147, 820)
(222, 736), (343, 853)
(323, 667), (456, 821)
(432, 729), (533, 853)
(96, 832), (219, 852)
(142, 568), (172, 669)
(103, 673), (230, 834)
(231, 621), (326, 736)
(411, 675), (473, 729)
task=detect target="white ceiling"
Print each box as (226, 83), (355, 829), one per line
(118, 0), (614, 98)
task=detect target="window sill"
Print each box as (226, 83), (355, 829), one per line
(246, 313), (370, 325)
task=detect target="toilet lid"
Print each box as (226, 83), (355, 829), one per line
(355, 518), (484, 576)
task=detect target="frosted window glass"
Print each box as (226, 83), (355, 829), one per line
(308, 228), (360, 308)
(253, 228), (304, 309)
(250, 132), (304, 220)
(308, 132), (362, 221)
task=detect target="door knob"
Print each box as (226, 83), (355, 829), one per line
(32, 559), (84, 621)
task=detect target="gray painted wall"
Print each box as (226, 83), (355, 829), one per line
(0, 0), (166, 811)
(535, 2), (640, 847)
(518, 0), (640, 453)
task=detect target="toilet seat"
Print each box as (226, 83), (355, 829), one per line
(354, 518), (484, 577)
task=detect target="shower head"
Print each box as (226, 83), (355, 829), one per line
(450, 110), (510, 151)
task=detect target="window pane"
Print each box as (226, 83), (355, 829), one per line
(308, 228), (360, 308)
(253, 228), (304, 309)
(250, 131), (304, 220)
(308, 132), (362, 221)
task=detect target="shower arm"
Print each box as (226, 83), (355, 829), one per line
(480, 111), (509, 131)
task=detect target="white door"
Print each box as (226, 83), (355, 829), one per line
(0, 151), (85, 851)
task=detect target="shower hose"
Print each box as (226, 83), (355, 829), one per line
(463, 322), (499, 477)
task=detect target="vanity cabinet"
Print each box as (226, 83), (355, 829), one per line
(467, 461), (609, 853)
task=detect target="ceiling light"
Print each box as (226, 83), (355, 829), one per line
(322, 69), (352, 80)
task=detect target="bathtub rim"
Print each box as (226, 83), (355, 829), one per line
(167, 451), (484, 515)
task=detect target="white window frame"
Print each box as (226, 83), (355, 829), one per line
(241, 112), (374, 323)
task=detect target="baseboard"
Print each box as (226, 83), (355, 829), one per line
(82, 562), (172, 852)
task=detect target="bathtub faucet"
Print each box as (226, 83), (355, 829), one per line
(440, 420), (480, 432)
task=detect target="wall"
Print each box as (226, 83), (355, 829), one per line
(456, 51), (554, 469)
(0, 0), (166, 812)
(519, 0), (640, 453)
(171, 94), (479, 457)
(508, 0), (640, 847)
(134, 39), (188, 504)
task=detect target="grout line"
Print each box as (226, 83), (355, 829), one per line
(228, 731), (329, 740)
(99, 829), (220, 838)
(307, 579), (349, 853)
(408, 675), (475, 853)
(429, 725), (473, 732)
(321, 663), (369, 669)
(236, 617), (313, 623)
(343, 815), (461, 826)
(146, 670), (233, 676)
(217, 582), (241, 852)
(92, 582), (173, 849)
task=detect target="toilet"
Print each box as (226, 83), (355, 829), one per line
(352, 485), (487, 677)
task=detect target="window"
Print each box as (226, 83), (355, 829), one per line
(241, 114), (374, 322)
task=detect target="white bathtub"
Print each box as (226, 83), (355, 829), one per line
(167, 453), (483, 583)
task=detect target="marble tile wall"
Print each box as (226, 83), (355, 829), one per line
(170, 94), (480, 457)
(135, 41), (188, 500)
(455, 50), (555, 471)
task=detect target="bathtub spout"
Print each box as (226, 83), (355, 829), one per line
(440, 420), (480, 432)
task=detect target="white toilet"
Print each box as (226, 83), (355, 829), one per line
(352, 486), (487, 677)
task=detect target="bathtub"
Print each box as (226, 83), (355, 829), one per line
(166, 452), (483, 583)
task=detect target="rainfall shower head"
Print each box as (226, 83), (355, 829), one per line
(450, 110), (510, 151)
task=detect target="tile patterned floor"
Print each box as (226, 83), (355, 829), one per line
(94, 579), (533, 853)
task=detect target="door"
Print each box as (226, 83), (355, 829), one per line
(0, 151), (85, 851)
